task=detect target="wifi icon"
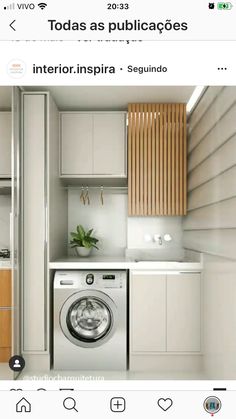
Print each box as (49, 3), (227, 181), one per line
(38, 2), (47, 9)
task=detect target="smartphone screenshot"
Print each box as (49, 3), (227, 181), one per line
(0, 0), (236, 417)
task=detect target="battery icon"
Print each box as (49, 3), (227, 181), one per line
(217, 2), (233, 9)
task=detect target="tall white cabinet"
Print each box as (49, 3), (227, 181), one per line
(60, 112), (127, 178)
(0, 112), (11, 177)
(21, 93), (67, 370)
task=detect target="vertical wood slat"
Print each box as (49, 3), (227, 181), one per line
(128, 104), (132, 215)
(179, 104), (183, 215)
(175, 104), (180, 215)
(183, 104), (187, 214)
(128, 103), (187, 216)
(135, 104), (140, 215)
(155, 104), (160, 215)
(171, 104), (176, 215)
(159, 104), (164, 215)
(163, 104), (168, 214)
(147, 104), (152, 215)
(131, 104), (136, 215)
(143, 104), (148, 215)
(140, 104), (144, 215)
(151, 104), (156, 215)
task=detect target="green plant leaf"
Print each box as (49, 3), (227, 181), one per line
(77, 225), (85, 239)
(70, 225), (99, 249)
(82, 239), (92, 249)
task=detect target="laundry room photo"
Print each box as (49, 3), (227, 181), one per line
(1, 85), (236, 381)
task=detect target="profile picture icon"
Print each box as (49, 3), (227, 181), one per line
(9, 355), (25, 372)
(208, 2), (215, 9)
(203, 396), (221, 415)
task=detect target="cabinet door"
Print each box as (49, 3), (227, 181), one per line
(0, 309), (11, 347)
(0, 270), (12, 307)
(131, 272), (166, 352)
(93, 113), (126, 175)
(61, 113), (93, 175)
(22, 94), (46, 352)
(0, 112), (11, 177)
(167, 273), (201, 352)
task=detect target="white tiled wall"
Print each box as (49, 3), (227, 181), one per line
(0, 195), (11, 249)
(127, 216), (184, 259)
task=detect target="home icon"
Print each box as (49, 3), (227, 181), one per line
(16, 397), (31, 413)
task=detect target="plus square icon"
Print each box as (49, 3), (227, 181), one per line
(110, 397), (126, 412)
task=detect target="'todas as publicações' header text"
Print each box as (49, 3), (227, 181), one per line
(47, 19), (188, 35)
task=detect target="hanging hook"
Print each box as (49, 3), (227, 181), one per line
(80, 186), (85, 205)
(100, 185), (104, 206)
(85, 186), (90, 205)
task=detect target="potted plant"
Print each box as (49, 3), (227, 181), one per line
(70, 225), (99, 257)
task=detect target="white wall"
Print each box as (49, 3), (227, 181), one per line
(0, 195), (11, 249)
(183, 86), (236, 378)
(68, 189), (127, 256)
(127, 216), (184, 260)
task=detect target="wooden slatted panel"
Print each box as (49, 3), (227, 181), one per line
(128, 103), (186, 216)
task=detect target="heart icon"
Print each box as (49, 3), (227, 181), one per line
(157, 398), (173, 411)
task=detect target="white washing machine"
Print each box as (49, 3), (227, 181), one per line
(53, 270), (128, 370)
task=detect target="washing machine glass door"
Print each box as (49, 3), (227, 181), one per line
(67, 297), (111, 342)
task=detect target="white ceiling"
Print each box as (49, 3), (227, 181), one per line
(0, 87), (12, 110)
(25, 86), (195, 111)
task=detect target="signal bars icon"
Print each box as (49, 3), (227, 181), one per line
(4, 3), (15, 9)
(38, 2), (47, 9)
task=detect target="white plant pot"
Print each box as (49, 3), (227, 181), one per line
(75, 247), (92, 257)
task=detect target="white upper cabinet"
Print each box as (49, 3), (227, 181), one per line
(60, 112), (126, 177)
(0, 112), (11, 177)
(93, 114), (126, 175)
(61, 113), (93, 175)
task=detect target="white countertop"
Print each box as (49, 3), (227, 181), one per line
(49, 255), (202, 271)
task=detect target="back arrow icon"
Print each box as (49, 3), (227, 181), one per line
(10, 20), (16, 31)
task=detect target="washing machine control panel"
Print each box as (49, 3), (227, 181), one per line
(85, 271), (127, 288)
(54, 270), (127, 289)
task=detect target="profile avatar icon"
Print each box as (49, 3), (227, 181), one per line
(208, 2), (215, 9)
(9, 355), (25, 372)
(203, 396), (221, 415)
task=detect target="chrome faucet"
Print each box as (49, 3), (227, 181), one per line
(154, 234), (162, 245)
(0, 248), (10, 259)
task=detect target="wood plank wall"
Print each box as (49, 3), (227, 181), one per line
(128, 103), (187, 216)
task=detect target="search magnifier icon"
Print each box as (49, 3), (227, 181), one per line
(63, 397), (78, 412)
